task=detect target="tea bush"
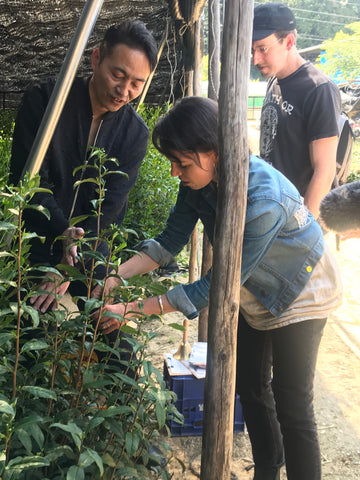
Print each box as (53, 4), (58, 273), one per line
(0, 149), (184, 479)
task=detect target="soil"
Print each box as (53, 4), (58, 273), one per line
(144, 232), (360, 480)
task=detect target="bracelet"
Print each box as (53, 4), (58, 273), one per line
(157, 295), (164, 315)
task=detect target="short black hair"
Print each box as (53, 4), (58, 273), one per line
(99, 20), (157, 72)
(152, 96), (219, 165)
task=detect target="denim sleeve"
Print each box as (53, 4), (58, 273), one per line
(166, 268), (212, 319)
(166, 200), (286, 318)
(135, 237), (212, 319)
(134, 239), (175, 267)
(155, 185), (200, 256)
(165, 198), (285, 319)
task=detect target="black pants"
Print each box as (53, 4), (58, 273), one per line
(236, 313), (326, 480)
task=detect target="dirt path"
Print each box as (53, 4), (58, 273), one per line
(145, 233), (360, 479)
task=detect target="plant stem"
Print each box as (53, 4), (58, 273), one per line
(12, 210), (22, 400)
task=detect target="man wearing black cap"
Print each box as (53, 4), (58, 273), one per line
(246, 5), (342, 479)
(252, 2), (341, 221)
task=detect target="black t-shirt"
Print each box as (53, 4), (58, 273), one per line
(260, 61), (341, 196)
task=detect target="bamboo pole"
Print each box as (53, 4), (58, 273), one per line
(20, 0), (104, 180)
(136, 26), (168, 110)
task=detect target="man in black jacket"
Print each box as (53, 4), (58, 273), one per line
(10, 20), (157, 312)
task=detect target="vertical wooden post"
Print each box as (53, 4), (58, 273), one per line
(198, 0), (220, 342)
(208, 0), (221, 101)
(197, 232), (211, 341)
(185, 70), (194, 96)
(193, 19), (202, 96)
(189, 228), (198, 283)
(200, 1), (253, 479)
(189, 18), (203, 285)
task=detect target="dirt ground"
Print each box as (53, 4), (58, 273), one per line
(144, 232), (360, 479)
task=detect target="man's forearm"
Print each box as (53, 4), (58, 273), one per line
(304, 170), (335, 219)
(307, 136), (338, 219)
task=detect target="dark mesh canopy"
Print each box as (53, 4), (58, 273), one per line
(0, 0), (187, 108)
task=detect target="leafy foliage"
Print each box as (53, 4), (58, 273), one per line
(254, 0), (360, 49)
(0, 110), (15, 181)
(124, 105), (179, 244)
(347, 139), (360, 182)
(0, 110), (16, 137)
(317, 22), (360, 83)
(0, 149), (184, 479)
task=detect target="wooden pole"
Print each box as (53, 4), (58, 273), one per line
(136, 27), (168, 110)
(208, 0), (220, 101)
(200, 1), (253, 479)
(198, 0), (220, 341)
(189, 18), (202, 285)
(189, 228), (198, 283)
(193, 19), (202, 96)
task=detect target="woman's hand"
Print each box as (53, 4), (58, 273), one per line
(91, 275), (121, 301)
(92, 294), (172, 335)
(93, 303), (135, 335)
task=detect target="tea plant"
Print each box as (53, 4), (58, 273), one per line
(0, 149), (184, 480)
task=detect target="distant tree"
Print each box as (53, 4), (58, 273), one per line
(250, 0), (360, 80)
(254, 0), (360, 49)
(317, 22), (360, 82)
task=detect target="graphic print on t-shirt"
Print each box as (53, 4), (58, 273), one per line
(260, 103), (278, 162)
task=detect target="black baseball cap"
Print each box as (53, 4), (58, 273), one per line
(253, 3), (296, 42)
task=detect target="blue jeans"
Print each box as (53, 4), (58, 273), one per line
(236, 313), (326, 480)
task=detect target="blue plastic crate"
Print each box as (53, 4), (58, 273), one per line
(164, 362), (245, 436)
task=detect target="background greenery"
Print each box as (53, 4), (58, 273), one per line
(124, 105), (179, 244)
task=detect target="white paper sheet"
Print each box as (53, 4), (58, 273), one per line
(165, 353), (192, 376)
(189, 342), (207, 368)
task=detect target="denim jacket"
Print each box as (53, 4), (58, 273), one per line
(138, 155), (324, 319)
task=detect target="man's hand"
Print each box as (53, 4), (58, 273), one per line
(60, 227), (84, 266)
(30, 272), (70, 312)
(30, 227), (84, 312)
